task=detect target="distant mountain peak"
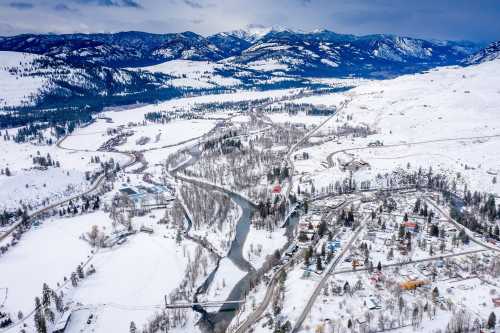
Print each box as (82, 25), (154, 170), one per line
(225, 25), (305, 42)
(466, 41), (500, 64)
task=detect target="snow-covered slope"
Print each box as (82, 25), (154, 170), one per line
(228, 30), (479, 78)
(0, 31), (225, 67)
(138, 60), (241, 88)
(343, 59), (500, 140)
(466, 41), (500, 64)
(0, 50), (174, 108)
(293, 59), (500, 195)
(0, 52), (49, 107)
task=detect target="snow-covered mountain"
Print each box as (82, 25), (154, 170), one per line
(0, 27), (486, 114)
(466, 41), (500, 64)
(206, 33), (251, 57)
(0, 51), (174, 109)
(0, 31), (225, 67)
(228, 30), (480, 77)
(219, 25), (295, 43)
(0, 29), (480, 75)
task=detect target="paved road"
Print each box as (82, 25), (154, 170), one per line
(284, 99), (350, 200)
(291, 216), (367, 333)
(231, 101), (349, 333)
(232, 248), (303, 333)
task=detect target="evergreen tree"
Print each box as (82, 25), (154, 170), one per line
(34, 297), (47, 333)
(317, 221), (327, 237)
(44, 307), (55, 324)
(70, 272), (78, 287)
(42, 283), (52, 306)
(316, 256), (323, 271)
(432, 287), (439, 300)
(130, 321), (137, 333)
(304, 246), (313, 266)
(176, 229), (183, 244)
(488, 312), (496, 329)
(77, 264), (84, 279)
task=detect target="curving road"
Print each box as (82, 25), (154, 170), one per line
(0, 138), (137, 244)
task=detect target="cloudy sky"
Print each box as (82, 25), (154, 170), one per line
(0, 0), (498, 42)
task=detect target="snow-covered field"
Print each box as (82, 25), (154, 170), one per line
(118, 119), (217, 151)
(0, 134), (127, 211)
(282, 93), (348, 107)
(1, 211), (111, 319)
(0, 52), (47, 108)
(68, 228), (197, 333)
(267, 112), (330, 126)
(293, 59), (500, 196)
(139, 60), (241, 88)
(244, 226), (288, 270)
(0, 207), (206, 333)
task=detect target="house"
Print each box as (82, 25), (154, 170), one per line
(403, 221), (418, 232)
(399, 280), (429, 290)
(368, 140), (383, 147)
(367, 298), (382, 310)
(339, 159), (370, 172)
(492, 297), (500, 307)
(140, 226), (154, 234)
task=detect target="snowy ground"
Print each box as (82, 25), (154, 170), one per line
(0, 211), (112, 320)
(198, 257), (246, 310)
(2, 57), (500, 333)
(244, 225), (288, 270)
(138, 60), (241, 88)
(0, 52), (48, 108)
(68, 226), (198, 333)
(118, 119), (217, 151)
(266, 112), (330, 126)
(289, 60), (500, 197)
(0, 134), (127, 211)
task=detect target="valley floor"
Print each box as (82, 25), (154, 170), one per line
(1, 59), (500, 333)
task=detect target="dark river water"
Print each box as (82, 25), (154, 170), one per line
(175, 145), (299, 332)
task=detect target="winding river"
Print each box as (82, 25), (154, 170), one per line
(172, 134), (302, 332)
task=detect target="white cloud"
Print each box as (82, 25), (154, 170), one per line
(0, 0), (497, 42)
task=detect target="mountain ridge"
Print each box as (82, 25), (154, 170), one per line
(0, 28), (496, 117)
(466, 41), (500, 64)
(0, 29), (483, 73)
